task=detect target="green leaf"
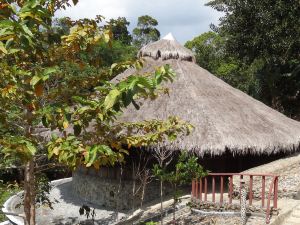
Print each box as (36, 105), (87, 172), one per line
(21, 24), (33, 37)
(104, 89), (120, 110)
(22, 140), (36, 156)
(43, 67), (58, 76)
(77, 106), (91, 114)
(0, 42), (7, 54)
(30, 75), (41, 86)
(42, 116), (49, 127)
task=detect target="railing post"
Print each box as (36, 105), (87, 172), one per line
(262, 176), (265, 208)
(273, 176), (278, 209)
(229, 175), (233, 204)
(190, 172), (279, 223)
(249, 175), (253, 205)
(199, 178), (203, 201)
(195, 178), (198, 199)
(220, 176), (224, 204)
(192, 179), (195, 198)
(212, 176), (215, 202)
(204, 177), (207, 201)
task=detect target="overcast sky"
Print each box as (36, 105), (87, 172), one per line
(55, 0), (223, 44)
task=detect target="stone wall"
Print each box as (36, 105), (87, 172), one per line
(72, 168), (168, 210)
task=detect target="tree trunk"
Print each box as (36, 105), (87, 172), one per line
(173, 184), (176, 224)
(140, 176), (147, 208)
(160, 179), (163, 225)
(132, 169), (136, 211)
(114, 166), (123, 222)
(24, 159), (35, 225)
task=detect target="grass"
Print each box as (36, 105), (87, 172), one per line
(0, 181), (20, 222)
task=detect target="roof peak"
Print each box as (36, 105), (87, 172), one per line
(162, 33), (176, 41)
(138, 32), (196, 62)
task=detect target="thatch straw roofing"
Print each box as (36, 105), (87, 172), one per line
(114, 34), (300, 156)
(138, 33), (196, 63)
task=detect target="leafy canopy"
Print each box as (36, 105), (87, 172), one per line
(198, 0), (300, 118)
(0, 0), (192, 170)
(133, 15), (160, 48)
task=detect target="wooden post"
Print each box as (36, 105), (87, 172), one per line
(229, 175), (233, 204)
(220, 176), (224, 204)
(204, 177), (207, 201)
(195, 179), (198, 199)
(212, 176), (215, 202)
(273, 177), (278, 209)
(262, 176), (265, 208)
(192, 180), (195, 198)
(199, 178), (203, 201)
(249, 175), (253, 205)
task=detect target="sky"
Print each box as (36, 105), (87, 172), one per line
(55, 0), (223, 44)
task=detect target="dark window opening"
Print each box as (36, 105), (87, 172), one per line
(156, 50), (161, 59)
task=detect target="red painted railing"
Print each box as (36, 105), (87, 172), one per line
(191, 173), (279, 224)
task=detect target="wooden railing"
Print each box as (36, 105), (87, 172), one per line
(191, 173), (279, 224)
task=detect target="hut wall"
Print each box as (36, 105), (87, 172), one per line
(72, 167), (171, 210)
(199, 150), (292, 173)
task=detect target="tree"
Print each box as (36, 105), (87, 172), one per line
(153, 152), (207, 224)
(133, 15), (160, 47)
(0, 1), (192, 225)
(185, 32), (261, 97)
(152, 148), (173, 225)
(105, 17), (132, 45)
(206, 0), (300, 118)
(185, 31), (224, 73)
(51, 17), (137, 68)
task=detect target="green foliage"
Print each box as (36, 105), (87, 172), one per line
(153, 151), (207, 222)
(206, 0), (300, 118)
(185, 31), (224, 72)
(94, 40), (138, 68)
(105, 17), (132, 45)
(153, 151), (207, 186)
(0, 2), (192, 223)
(33, 174), (57, 209)
(145, 222), (158, 225)
(0, 181), (20, 222)
(133, 15), (160, 48)
(185, 32), (261, 96)
(0, 0), (193, 185)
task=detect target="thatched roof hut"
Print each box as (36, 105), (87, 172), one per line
(114, 33), (300, 156)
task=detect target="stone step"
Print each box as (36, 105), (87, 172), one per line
(285, 216), (300, 225)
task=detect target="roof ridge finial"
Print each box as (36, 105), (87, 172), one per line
(162, 32), (176, 41)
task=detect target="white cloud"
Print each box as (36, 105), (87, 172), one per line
(55, 0), (223, 43)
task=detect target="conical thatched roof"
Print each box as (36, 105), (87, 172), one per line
(114, 34), (300, 155)
(138, 33), (196, 63)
